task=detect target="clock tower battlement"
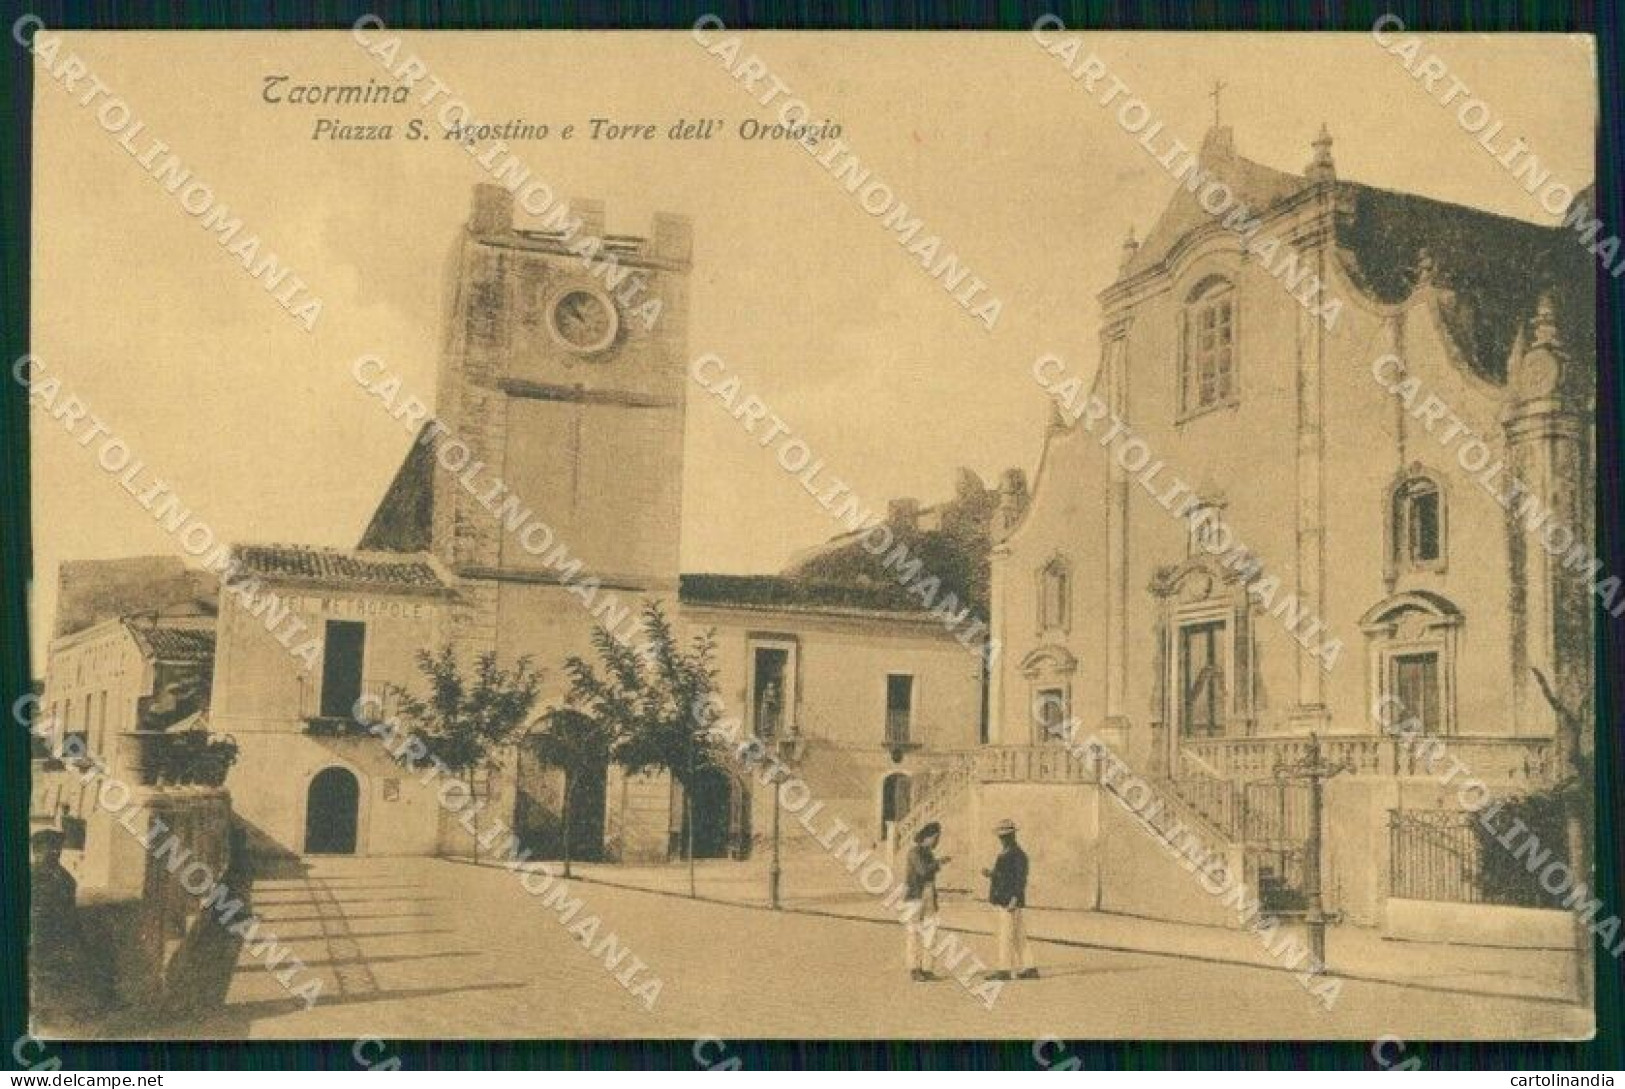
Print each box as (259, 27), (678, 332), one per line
(431, 183), (693, 596)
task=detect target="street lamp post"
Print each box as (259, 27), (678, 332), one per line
(768, 732), (806, 911)
(770, 763), (783, 911)
(1274, 732), (1350, 970)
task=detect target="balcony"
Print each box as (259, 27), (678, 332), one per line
(112, 730), (238, 788)
(300, 676), (401, 736)
(883, 710), (920, 755)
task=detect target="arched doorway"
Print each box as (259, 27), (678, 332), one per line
(881, 772), (913, 839)
(305, 767), (360, 855)
(682, 767), (736, 859)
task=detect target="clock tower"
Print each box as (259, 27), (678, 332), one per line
(432, 183), (693, 670)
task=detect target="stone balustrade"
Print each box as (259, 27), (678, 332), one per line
(1180, 734), (1556, 785)
(975, 744), (1097, 784)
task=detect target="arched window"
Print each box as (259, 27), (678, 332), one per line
(1361, 591), (1462, 738)
(1037, 557), (1070, 632)
(1391, 473), (1446, 572)
(1019, 646), (1079, 746)
(1180, 276), (1237, 417)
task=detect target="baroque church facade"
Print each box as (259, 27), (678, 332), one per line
(984, 123), (1592, 925)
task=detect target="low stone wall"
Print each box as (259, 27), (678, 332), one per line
(1383, 897), (1574, 949)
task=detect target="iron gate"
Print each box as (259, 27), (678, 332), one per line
(1241, 778), (1312, 914)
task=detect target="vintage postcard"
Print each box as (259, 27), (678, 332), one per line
(21, 25), (1603, 1045)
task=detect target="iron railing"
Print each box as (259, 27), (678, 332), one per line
(1389, 809), (1484, 904)
(1388, 808), (1567, 908)
(300, 676), (401, 730)
(884, 709), (915, 748)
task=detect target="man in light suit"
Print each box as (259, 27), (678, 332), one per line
(983, 818), (1036, 980)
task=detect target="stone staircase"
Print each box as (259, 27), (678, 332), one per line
(1096, 752), (1243, 890)
(890, 751), (977, 848)
(881, 739), (1305, 921)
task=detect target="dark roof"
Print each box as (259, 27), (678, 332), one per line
(679, 574), (937, 616)
(234, 544), (449, 594)
(1331, 181), (1593, 383)
(359, 425), (437, 553)
(126, 624), (216, 663)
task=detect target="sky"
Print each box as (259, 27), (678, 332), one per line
(27, 29), (1597, 662)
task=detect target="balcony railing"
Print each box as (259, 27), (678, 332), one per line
(884, 710), (917, 750)
(300, 676), (401, 733)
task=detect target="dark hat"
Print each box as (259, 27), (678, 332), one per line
(914, 821), (942, 843)
(30, 828), (65, 848)
(994, 818), (1018, 836)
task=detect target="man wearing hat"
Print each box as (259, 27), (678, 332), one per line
(983, 818), (1035, 980)
(903, 821), (948, 982)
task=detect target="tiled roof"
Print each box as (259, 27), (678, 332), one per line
(679, 574), (933, 616)
(233, 545), (450, 593)
(127, 625), (215, 663)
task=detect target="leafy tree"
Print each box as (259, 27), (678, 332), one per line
(394, 646), (542, 861)
(543, 602), (720, 889)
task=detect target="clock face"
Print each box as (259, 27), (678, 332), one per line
(548, 289), (618, 354)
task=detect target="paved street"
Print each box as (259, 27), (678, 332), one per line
(151, 856), (1589, 1041)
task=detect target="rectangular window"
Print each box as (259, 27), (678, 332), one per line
(1179, 621), (1228, 737)
(1392, 652), (1442, 735)
(750, 645), (790, 739)
(885, 674), (915, 745)
(318, 620), (367, 719)
(94, 691), (107, 755)
(61, 697), (86, 757)
(1034, 687), (1069, 743)
(1040, 563), (1069, 631)
(1410, 489), (1441, 563)
(1393, 479), (1445, 571)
